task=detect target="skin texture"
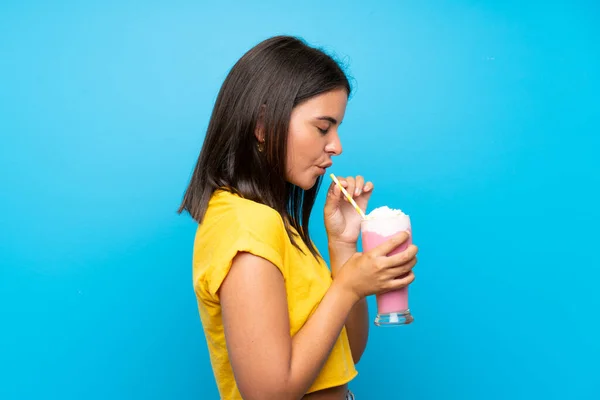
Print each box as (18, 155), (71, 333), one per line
(283, 88), (347, 191)
(220, 89), (419, 399)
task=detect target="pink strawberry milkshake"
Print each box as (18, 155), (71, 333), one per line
(361, 206), (414, 326)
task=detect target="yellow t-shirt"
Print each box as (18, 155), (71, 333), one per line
(192, 189), (358, 399)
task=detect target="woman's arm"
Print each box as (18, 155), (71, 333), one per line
(322, 175), (373, 363)
(220, 252), (358, 400)
(220, 232), (415, 400)
(328, 243), (369, 364)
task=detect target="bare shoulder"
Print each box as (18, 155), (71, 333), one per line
(220, 252), (287, 301)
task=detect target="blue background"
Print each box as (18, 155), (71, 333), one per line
(1, 1), (599, 399)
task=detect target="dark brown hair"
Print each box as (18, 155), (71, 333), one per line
(178, 35), (351, 257)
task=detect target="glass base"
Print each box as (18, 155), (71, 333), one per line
(374, 310), (413, 326)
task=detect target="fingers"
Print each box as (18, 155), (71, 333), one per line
(326, 180), (339, 198)
(385, 254), (417, 279)
(370, 231), (411, 256)
(386, 271), (416, 291)
(353, 176), (364, 196)
(363, 181), (374, 194)
(333, 175), (374, 201)
(343, 176), (356, 201)
(381, 247), (417, 291)
(324, 182), (345, 218)
(347, 175), (373, 197)
(326, 176), (351, 205)
(385, 244), (418, 267)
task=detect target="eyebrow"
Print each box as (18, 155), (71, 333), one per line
(316, 116), (341, 125)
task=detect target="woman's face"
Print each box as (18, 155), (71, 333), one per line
(285, 88), (348, 190)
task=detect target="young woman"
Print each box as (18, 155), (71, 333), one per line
(179, 35), (418, 400)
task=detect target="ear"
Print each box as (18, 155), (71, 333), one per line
(254, 105), (266, 143)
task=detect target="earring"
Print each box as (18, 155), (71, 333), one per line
(257, 141), (265, 152)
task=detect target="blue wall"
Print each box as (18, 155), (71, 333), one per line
(1, 1), (599, 399)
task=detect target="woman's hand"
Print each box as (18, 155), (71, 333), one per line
(333, 231), (418, 302)
(323, 175), (373, 248)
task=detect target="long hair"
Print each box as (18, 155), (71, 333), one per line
(178, 35), (351, 257)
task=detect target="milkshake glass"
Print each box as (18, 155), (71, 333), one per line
(361, 206), (414, 326)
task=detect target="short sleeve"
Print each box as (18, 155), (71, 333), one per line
(203, 206), (287, 298)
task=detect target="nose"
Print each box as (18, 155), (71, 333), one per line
(325, 131), (343, 156)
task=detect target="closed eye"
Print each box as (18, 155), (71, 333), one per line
(315, 116), (339, 134)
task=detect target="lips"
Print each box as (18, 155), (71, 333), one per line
(316, 163), (332, 176)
